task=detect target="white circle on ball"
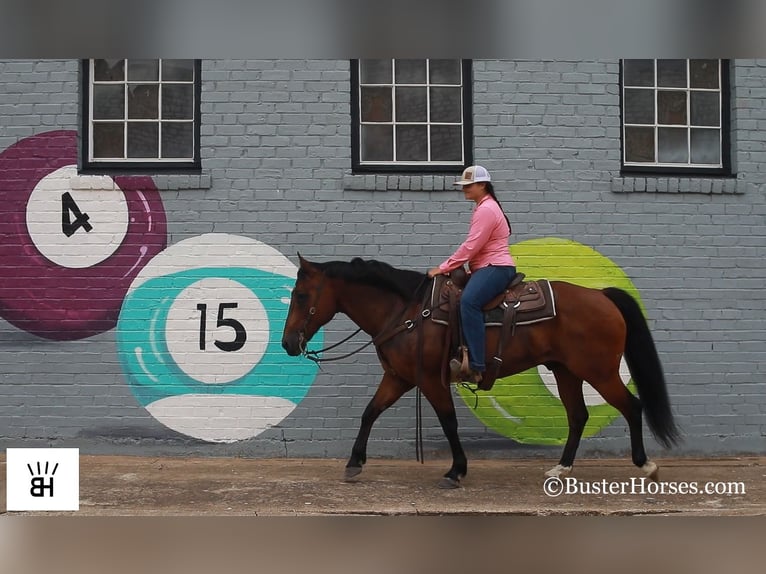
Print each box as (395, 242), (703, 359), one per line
(539, 358), (632, 406)
(145, 394), (297, 443)
(25, 165), (129, 268)
(165, 277), (269, 384)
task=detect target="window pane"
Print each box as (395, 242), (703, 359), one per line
(430, 60), (461, 84)
(93, 59), (124, 81)
(430, 125), (462, 161)
(127, 84), (159, 119)
(658, 127), (688, 163)
(127, 122), (159, 158)
(690, 60), (719, 89)
(360, 60), (392, 84)
(128, 60), (159, 81)
(162, 84), (194, 119)
(657, 60), (687, 88)
(657, 91), (687, 125)
(395, 87), (427, 122)
(691, 128), (721, 164)
(93, 85), (124, 119)
(430, 87), (461, 123)
(396, 125), (427, 161)
(360, 87), (392, 122)
(623, 89), (654, 124)
(92, 123), (124, 158)
(690, 91), (719, 126)
(625, 126), (654, 162)
(623, 60), (654, 87)
(162, 60), (194, 82)
(361, 125), (393, 161)
(162, 122), (194, 158)
(395, 59), (426, 84)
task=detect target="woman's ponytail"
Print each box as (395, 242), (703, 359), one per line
(484, 182), (512, 234)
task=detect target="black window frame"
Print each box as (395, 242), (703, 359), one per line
(351, 59), (474, 174)
(80, 59), (202, 174)
(619, 59), (732, 177)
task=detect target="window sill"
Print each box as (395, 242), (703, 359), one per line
(71, 172), (212, 191)
(343, 174), (456, 192)
(612, 176), (747, 195)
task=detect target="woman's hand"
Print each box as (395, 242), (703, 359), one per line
(427, 267), (444, 278)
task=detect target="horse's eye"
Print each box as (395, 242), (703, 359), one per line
(294, 292), (309, 305)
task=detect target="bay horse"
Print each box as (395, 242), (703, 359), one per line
(281, 255), (679, 488)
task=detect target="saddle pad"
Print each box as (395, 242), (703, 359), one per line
(484, 279), (557, 326)
(430, 276), (557, 328)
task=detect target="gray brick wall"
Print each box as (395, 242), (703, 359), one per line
(1, 60), (764, 462)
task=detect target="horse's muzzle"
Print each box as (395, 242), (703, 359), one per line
(281, 331), (305, 356)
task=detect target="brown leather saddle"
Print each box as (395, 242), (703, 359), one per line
(429, 268), (556, 390)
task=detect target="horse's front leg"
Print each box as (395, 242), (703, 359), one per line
(345, 371), (413, 481)
(419, 376), (468, 489)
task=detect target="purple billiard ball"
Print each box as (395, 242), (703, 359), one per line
(0, 130), (167, 340)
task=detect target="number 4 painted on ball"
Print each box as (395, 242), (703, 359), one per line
(61, 192), (93, 237)
(196, 303), (248, 352)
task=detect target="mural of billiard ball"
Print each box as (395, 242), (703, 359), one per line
(0, 131), (167, 340)
(116, 234), (322, 443)
(457, 238), (642, 445)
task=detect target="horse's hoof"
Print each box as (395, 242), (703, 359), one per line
(545, 464), (572, 478)
(344, 466), (363, 482)
(438, 477), (461, 489)
(642, 460), (659, 482)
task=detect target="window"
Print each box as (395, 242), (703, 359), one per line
(82, 59), (201, 172)
(351, 59), (472, 173)
(621, 59), (730, 174)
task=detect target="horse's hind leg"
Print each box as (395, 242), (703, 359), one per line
(590, 374), (659, 481)
(345, 372), (413, 481)
(545, 366), (588, 478)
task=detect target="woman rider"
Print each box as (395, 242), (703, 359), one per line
(427, 165), (516, 387)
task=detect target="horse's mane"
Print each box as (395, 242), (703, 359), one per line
(314, 258), (429, 302)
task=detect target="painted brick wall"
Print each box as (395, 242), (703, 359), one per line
(0, 60), (764, 462)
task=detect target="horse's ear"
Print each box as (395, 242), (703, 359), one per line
(297, 252), (316, 274)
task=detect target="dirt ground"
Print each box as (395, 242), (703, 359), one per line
(1, 454), (764, 516)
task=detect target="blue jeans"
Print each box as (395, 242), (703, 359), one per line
(461, 265), (517, 372)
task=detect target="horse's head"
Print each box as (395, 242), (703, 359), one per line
(281, 254), (338, 356)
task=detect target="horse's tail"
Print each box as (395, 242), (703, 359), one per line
(602, 287), (680, 448)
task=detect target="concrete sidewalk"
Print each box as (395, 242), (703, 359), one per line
(1, 454), (764, 516)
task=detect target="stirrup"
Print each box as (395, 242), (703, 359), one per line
(450, 357), (483, 386)
(465, 368), (484, 386)
(449, 346), (470, 383)
(449, 358), (463, 383)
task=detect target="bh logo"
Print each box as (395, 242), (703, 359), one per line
(28, 461), (58, 497)
(5, 449), (79, 511)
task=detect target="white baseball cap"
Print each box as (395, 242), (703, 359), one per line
(454, 165), (491, 186)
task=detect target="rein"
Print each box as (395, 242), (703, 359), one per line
(301, 274), (432, 364)
(302, 327), (370, 364)
(298, 275), (372, 364)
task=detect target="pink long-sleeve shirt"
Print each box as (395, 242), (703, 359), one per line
(438, 195), (516, 273)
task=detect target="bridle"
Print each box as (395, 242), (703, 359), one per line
(295, 274), (327, 357)
(295, 273), (431, 366)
